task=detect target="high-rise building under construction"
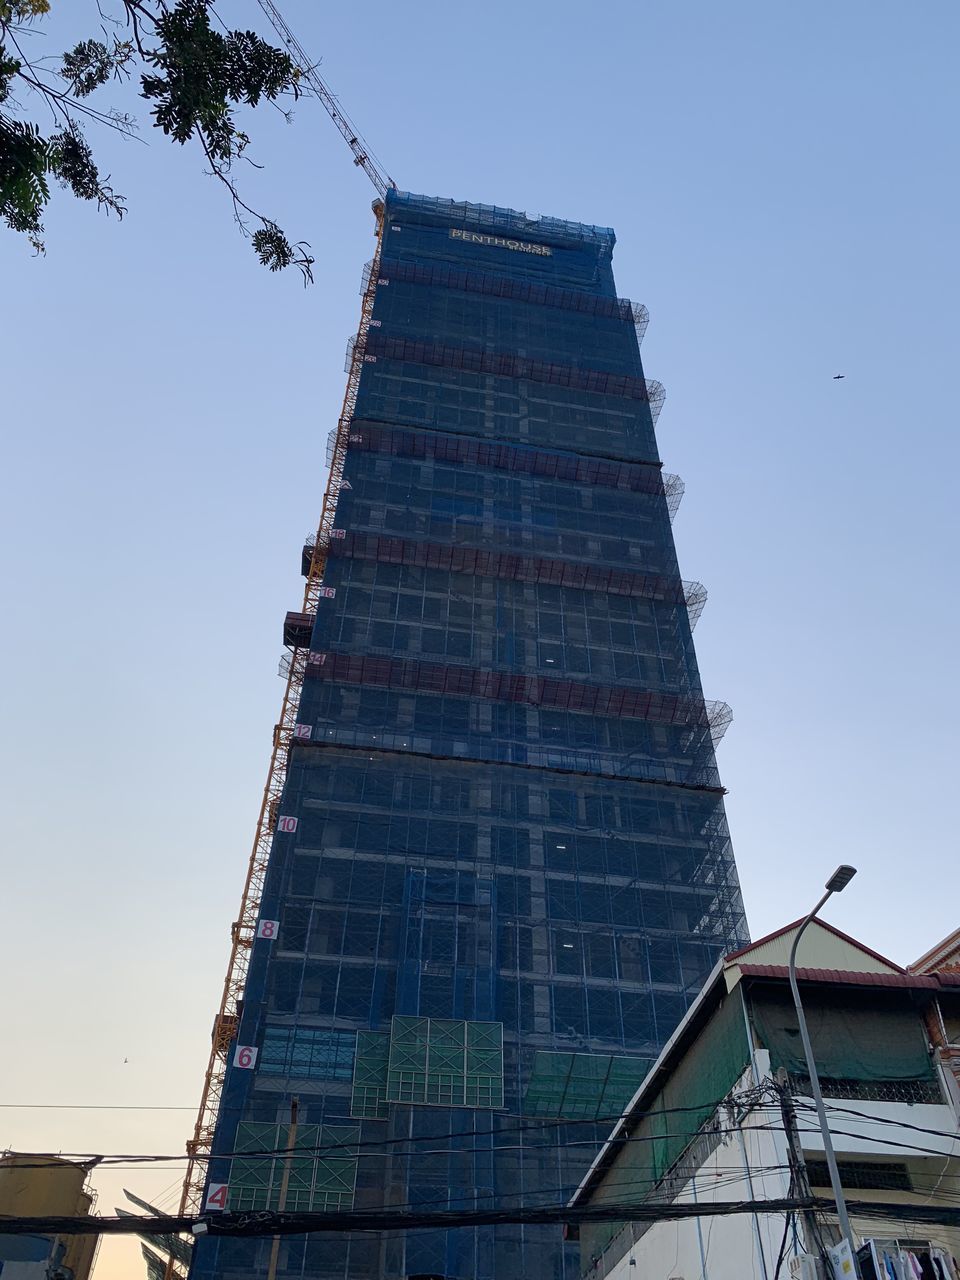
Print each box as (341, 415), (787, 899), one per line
(186, 190), (749, 1280)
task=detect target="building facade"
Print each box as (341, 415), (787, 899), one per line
(189, 190), (748, 1280)
(911, 929), (960, 1102)
(569, 921), (960, 1280)
(0, 1154), (98, 1280)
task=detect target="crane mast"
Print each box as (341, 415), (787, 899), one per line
(160, 14), (394, 1278)
(256, 0), (396, 197)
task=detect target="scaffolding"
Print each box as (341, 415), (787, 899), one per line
(166, 207), (387, 1237)
(300, 651), (731, 740)
(341, 421), (671, 489)
(173, 186), (743, 1280)
(373, 256), (650, 346)
(364, 333), (667, 423)
(387, 189), (616, 248)
(317, 530), (704, 622)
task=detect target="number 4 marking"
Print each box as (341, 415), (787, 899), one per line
(205, 1183), (228, 1212)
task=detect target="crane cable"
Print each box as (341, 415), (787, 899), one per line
(255, 0), (396, 197)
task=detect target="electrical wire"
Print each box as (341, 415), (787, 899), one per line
(2, 1095), (776, 1168)
(378, 1166), (797, 1214)
(0, 1104), (197, 1111)
(801, 1099), (960, 1146)
(6, 1195), (960, 1238)
(4, 1117), (791, 1173)
(793, 1126), (960, 1163)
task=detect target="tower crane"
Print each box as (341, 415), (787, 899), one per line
(159, 15), (395, 1280)
(256, 0), (397, 197)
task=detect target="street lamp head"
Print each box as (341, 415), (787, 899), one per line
(826, 864), (857, 893)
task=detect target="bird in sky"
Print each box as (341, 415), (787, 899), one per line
(833, 374), (846, 380)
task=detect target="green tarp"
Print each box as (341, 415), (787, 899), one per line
(748, 991), (935, 1082)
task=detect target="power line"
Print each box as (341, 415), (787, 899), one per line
(2, 1095), (776, 1168)
(805, 1099), (960, 1145)
(798, 1126), (960, 1163)
(18, 1102), (960, 1172)
(0, 1105), (197, 1111)
(6, 1196), (960, 1238)
(10, 1097), (957, 1184)
(6, 1119), (792, 1173)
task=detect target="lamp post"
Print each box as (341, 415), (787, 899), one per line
(787, 864), (859, 1269)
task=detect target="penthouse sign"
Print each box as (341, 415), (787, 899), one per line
(449, 228), (552, 256)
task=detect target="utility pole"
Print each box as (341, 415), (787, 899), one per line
(265, 1097), (300, 1280)
(787, 866), (861, 1275)
(776, 1069), (825, 1266)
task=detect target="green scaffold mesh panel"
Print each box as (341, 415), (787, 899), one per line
(524, 1052), (653, 1120)
(351, 1031), (391, 1119)
(748, 991), (936, 1082)
(230, 1122), (360, 1211)
(141, 1245), (167, 1280)
(581, 992), (750, 1262)
(386, 1016), (504, 1109)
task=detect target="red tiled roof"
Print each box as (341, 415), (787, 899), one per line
(736, 963), (941, 990)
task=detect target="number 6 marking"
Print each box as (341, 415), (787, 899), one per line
(234, 1045), (258, 1069)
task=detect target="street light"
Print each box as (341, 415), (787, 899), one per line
(787, 865), (859, 1270)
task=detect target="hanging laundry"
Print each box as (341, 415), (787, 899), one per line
(931, 1253), (951, 1280)
(915, 1250), (938, 1280)
(883, 1252), (903, 1280)
(932, 1251), (958, 1280)
(900, 1250), (924, 1280)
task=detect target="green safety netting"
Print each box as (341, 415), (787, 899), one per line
(748, 991), (936, 1081)
(230, 1122), (360, 1212)
(582, 992), (750, 1260)
(523, 1052), (653, 1120)
(351, 1018), (505, 1117)
(351, 1030), (391, 1119)
(386, 1016), (504, 1108)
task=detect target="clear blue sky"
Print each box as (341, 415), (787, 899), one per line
(2, 2), (957, 1275)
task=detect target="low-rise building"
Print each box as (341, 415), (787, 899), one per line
(568, 921), (960, 1280)
(0, 1153), (99, 1280)
(911, 930), (960, 1100)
